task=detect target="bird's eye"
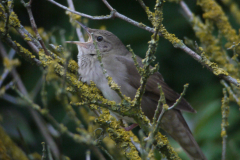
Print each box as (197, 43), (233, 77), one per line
(97, 36), (103, 42)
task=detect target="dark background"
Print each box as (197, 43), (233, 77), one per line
(1, 0), (240, 159)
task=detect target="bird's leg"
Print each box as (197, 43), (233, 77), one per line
(123, 123), (139, 131)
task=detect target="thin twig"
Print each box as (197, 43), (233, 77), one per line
(1, 3), (42, 55)
(180, 1), (193, 21)
(133, 0), (162, 110)
(221, 88), (229, 160)
(4, 81), (15, 91)
(137, 0), (147, 11)
(0, 70), (10, 87)
(93, 33), (125, 100)
(130, 137), (149, 159)
(47, 145), (54, 160)
(0, 33), (41, 66)
(168, 84), (189, 110)
(101, 0), (114, 11)
(21, 0), (50, 56)
(48, 0), (115, 20)
(179, 43), (240, 87)
(97, 145), (113, 160)
(30, 76), (43, 100)
(47, 0), (158, 35)
(86, 150), (91, 160)
(221, 80), (240, 105)
(146, 84), (188, 154)
(41, 142), (46, 160)
(152, 85), (166, 126)
(3, 0), (11, 36)
(1, 94), (18, 104)
(67, 0), (85, 42)
(0, 42), (16, 87)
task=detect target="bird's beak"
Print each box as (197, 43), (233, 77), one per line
(66, 21), (92, 47)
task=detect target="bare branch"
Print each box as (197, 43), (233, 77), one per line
(137, 0), (147, 11)
(47, 0), (114, 20)
(67, 0), (85, 42)
(221, 88), (229, 160)
(101, 0), (113, 11)
(180, 1), (193, 21)
(1, 93), (18, 104)
(0, 42), (15, 87)
(47, 0), (159, 35)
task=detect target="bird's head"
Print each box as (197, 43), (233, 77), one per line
(66, 22), (129, 57)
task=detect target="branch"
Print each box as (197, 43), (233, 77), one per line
(47, 0), (115, 20)
(221, 80), (240, 107)
(179, 1), (240, 87)
(221, 88), (229, 160)
(179, 1), (193, 21)
(0, 42), (16, 87)
(47, 0), (240, 88)
(21, 0), (50, 56)
(47, 0), (159, 35)
(173, 40), (240, 87)
(66, 0), (85, 42)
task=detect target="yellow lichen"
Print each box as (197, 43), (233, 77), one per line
(9, 12), (20, 28)
(222, 0), (240, 25)
(160, 24), (182, 47)
(0, 86), (5, 96)
(197, 0), (240, 53)
(3, 57), (20, 70)
(99, 25), (106, 30)
(23, 33), (31, 41)
(59, 124), (68, 134)
(139, 22), (146, 28)
(199, 47), (229, 76)
(154, 132), (181, 160)
(0, 4), (6, 19)
(14, 41), (36, 61)
(0, 126), (29, 160)
(96, 108), (141, 160)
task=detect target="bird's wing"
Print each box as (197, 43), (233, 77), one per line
(116, 55), (196, 113)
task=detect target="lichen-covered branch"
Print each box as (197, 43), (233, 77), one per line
(197, 0), (240, 53)
(180, 1), (240, 108)
(20, 0), (50, 56)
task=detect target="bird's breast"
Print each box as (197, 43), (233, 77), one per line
(78, 55), (122, 103)
(78, 55), (137, 123)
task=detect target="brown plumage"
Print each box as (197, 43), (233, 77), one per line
(67, 23), (207, 160)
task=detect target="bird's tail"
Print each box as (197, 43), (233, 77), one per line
(161, 109), (207, 160)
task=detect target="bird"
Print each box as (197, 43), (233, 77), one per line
(67, 22), (207, 160)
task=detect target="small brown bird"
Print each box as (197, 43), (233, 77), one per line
(67, 22), (207, 160)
